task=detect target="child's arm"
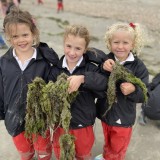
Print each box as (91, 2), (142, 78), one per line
(67, 72), (107, 93)
(67, 72), (107, 95)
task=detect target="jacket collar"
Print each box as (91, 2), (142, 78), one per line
(3, 42), (59, 65)
(3, 46), (43, 61)
(108, 52), (136, 65)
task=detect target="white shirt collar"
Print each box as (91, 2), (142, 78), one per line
(13, 48), (37, 71)
(115, 52), (134, 65)
(62, 56), (83, 74)
(13, 48), (37, 60)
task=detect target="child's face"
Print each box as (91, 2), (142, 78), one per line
(9, 23), (34, 55)
(110, 31), (134, 62)
(64, 34), (86, 67)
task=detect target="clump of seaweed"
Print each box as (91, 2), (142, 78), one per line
(105, 62), (148, 115)
(59, 134), (75, 160)
(25, 73), (78, 159)
(25, 77), (47, 139)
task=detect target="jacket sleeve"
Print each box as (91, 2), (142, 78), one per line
(48, 66), (59, 82)
(85, 48), (108, 64)
(148, 73), (160, 91)
(38, 42), (59, 66)
(83, 71), (107, 91)
(0, 65), (4, 120)
(82, 62), (108, 98)
(126, 60), (149, 103)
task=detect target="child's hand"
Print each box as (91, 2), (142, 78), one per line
(103, 59), (115, 72)
(120, 82), (136, 95)
(67, 75), (84, 94)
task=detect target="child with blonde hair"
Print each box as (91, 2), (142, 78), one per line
(49, 24), (107, 160)
(96, 22), (149, 160)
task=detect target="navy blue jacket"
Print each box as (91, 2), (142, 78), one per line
(142, 73), (160, 120)
(49, 54), (107, 129)
(0, 42), (59, 136)
(96, 52), (149, 127)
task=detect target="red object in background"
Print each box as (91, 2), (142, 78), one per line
(37, 0), (43, 4)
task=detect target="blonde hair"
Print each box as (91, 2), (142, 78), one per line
(3, 6), (40, 46)
(64, 24), (90, 49)
(104, 22), (146, 56)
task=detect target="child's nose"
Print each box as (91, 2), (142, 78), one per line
(70, 49), (76, 55)
(118, 43), (123, 48)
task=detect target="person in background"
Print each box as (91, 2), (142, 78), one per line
(17, 0), (20, 4)
(0, 0), (19, 49)
(0, 0), (8, 18)
(49, 24), (107, 160)
(37, 0), (43, 5)
(13, 0), (19, 6)
(0, 33), (8, 49)
(139, 73), (160, 125)
(57, 0), (63, 13)
(6, 0), (19, 14)
(95, 22), (149, 160)
(0, 0), (7, 49)
(0, 7), (59, 160)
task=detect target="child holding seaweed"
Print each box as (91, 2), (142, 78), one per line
(96, 22), (149, 160)
(0, 7), (59, 160)
(49, 24), (107, 160)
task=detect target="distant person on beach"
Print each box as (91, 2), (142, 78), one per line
(57, 0), (63, 13)
(37, 0), (43, 5)
(0, 0), (8, 49)
(0, 0), (8, 18)
(139, 73), (160, 125)
(0, 34), (7, 49)
(0, 0), (19, 49)
(6, 0), (19, 14)
(0, 7), (59, 160)
(95, 22), (149, 160)
(50, 24), (107, 160)
(0, 0), (19, 17)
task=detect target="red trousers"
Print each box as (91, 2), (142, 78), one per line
(53, 126), (94, 160)
(102, 122), (132, 160)
(57, 2), (63, 11)
(12, 131), (52, 160)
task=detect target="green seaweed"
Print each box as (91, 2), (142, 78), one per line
(105, 62), (148, 115)
(25, 73), (78, 159)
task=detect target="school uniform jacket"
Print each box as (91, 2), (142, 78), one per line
(96, 52), (149, 127)
(49, 55), (107, 129)
(0, 42), (59, 137)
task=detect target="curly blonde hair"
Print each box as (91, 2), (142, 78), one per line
(104, 22), (146, 56)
